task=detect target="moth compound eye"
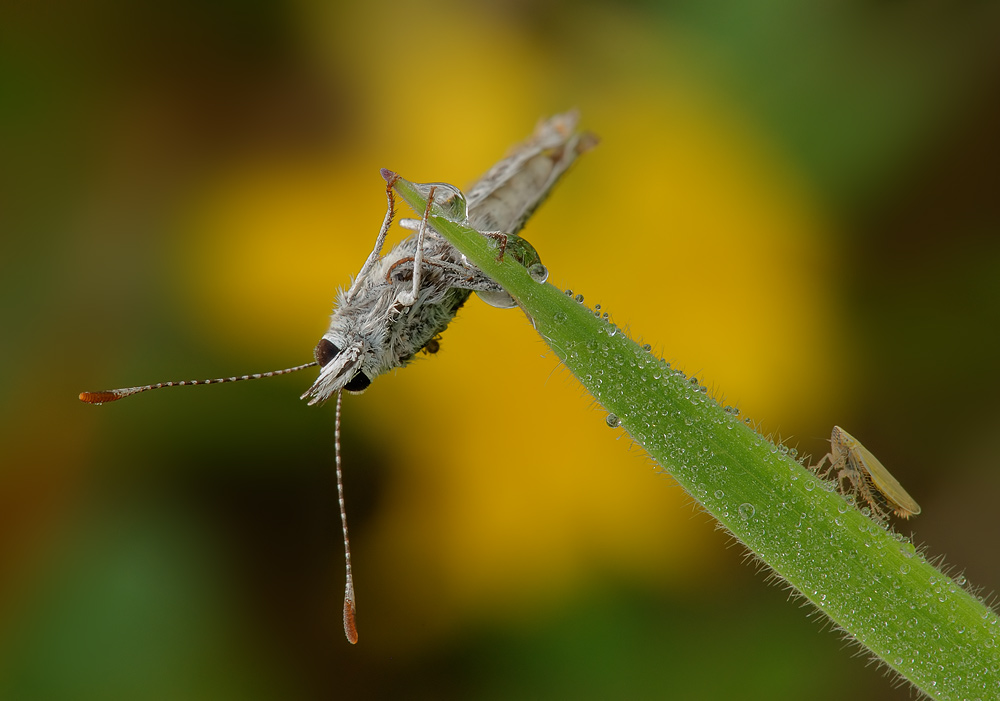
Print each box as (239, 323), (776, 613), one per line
(344, 372), (371, 393)
(315, 338), (341, 367)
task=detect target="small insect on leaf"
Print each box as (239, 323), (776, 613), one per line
(813, 426), (921, 521)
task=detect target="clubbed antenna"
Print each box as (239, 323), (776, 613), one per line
(78, 362), (319, 404)
(79, 361), (361, 642)
(334, 390), (358, 643)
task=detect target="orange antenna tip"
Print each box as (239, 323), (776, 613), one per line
(79, 391), (122, 404)
(344, 598), (358, 644)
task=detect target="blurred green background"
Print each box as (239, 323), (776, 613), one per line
(3, 1), (999, 698)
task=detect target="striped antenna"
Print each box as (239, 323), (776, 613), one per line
(78, 362), (319, 404)
(79, 361), (361, 643)
(334, 390), (358, 643)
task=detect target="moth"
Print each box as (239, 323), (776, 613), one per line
(80, 112), (597, 642)
(813, 425), (922, 521)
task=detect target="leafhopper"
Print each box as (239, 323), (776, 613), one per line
(813, 426), (921, 521)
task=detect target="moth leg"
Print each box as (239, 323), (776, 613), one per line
(445, 270), (505, 292)
(346, 172), (399, 304)
(482, 231), (508, 262)
(386, 254), (505, 294)
(397, 185), (436, 307)
(386, 256), (467, 284)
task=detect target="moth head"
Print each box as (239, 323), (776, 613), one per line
(300, 337), (371, 405)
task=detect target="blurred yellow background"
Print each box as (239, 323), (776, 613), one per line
(3, 1), (999, 698)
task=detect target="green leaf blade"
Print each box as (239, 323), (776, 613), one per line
(392, 175), (1000, 700)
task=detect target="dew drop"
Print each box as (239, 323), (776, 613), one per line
(738, 503), (755, 520)
(575, 294), (585, 303)
(606, 414), (621, 428)
(527, 262), (548, 282)
(411, 180), (470, 222)
(475, 290), (517, 309)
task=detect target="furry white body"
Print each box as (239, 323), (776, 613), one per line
(302, 112), (596, 404)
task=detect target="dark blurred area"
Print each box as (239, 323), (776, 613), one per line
(2, 1), (999, 698)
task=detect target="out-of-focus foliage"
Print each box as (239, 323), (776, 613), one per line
(2, 1), (998, 698)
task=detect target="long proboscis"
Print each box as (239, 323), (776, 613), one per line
(78, 362), (319, 404)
